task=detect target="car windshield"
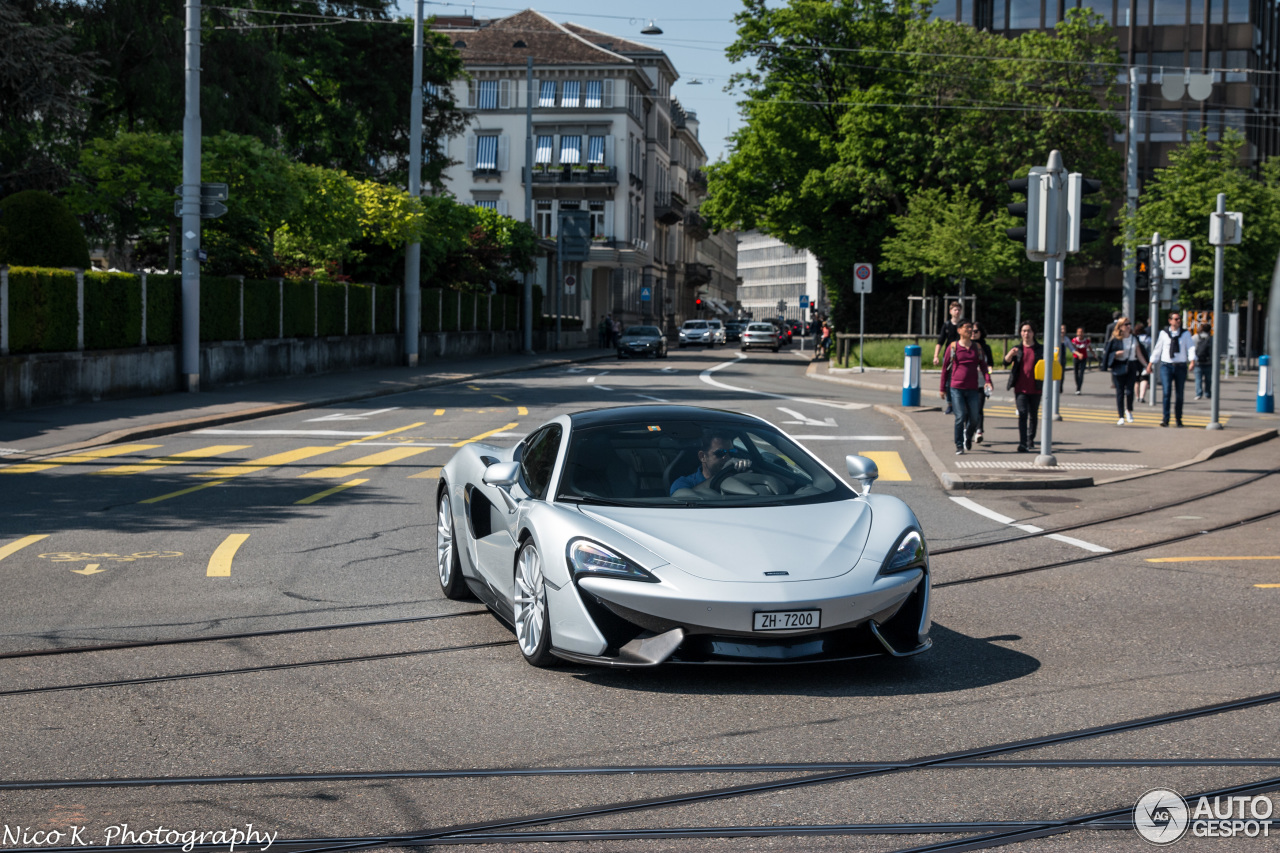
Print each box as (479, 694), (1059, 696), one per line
(555, 418), (851, 507)
(682, 321), (708, 329)
(624, 326), (660, 336)
(747, 324), (773, 332)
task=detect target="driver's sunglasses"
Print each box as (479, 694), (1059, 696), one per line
(711, 448), (737, 458)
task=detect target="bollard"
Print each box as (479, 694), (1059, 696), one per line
(903, 344), (921, 407)
(1260, 354), (1275, 413)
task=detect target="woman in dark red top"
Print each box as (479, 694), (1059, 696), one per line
(1004, 322), (1044, 453)
(939, 320), (992, 454)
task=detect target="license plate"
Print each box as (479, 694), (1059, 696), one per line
(753, 610), (820, 631)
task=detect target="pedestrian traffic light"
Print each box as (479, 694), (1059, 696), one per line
(1066, 173), (1103, 252)
(1135, 245), (1151, 288)
(1006, 168), (1056, 261)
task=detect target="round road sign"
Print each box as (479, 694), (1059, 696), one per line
(855, 264), (872, 279)
(1167, 244), (1187, 265)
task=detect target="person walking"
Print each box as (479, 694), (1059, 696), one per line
(1148, 311), (1196, 427)
(971, 322), (994, 444)
(1070, 327), (1090, 395)
(1133, 321), (1152, 404)
(1101, 317), (1148, 425)
(939, 320), (992, 455)
(933, 301), (963, 415)
(1195, 326), (1213, 400)
(1004, 322), (1044, 453)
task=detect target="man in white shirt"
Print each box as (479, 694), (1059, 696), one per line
(1147, 311), (1196, 427)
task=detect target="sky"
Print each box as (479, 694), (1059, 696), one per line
(395, 0), (751, 161)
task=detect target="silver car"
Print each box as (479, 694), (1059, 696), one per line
(678, 320), (716, 348)
(435, 406), (931, 667)
(740, 322), (779, 352)
(706, 319), (727, 345)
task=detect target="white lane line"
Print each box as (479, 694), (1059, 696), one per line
(777, 407), (837, 427)
(596, 386), (613, 391)
(195, 429), (378, 437)
(587, 376), (597, 383)
(700, 360), (868, 410)
(949, 496), (1112, 554)
(633, 394), (670, 403)
(788, 435), (904, 441)
(661, 367), (676, 373)
(306, 407), (401, 422)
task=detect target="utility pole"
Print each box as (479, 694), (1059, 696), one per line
(523, 56), (534, 354)
(1123, 67), (1140, 320)
(401, 0), (424, 368)
(180, 0), (202, 392)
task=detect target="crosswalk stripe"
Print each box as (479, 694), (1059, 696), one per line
(408, 468), (442, 479)
(299, 447), (434, 479)
(1, 445), (161, 474)
(96, 445), (250, 476)
(983, 406), (1219, 426)
(296, 478), (369, 505)
(858, 451), (911, 481)
(193, 446), (339, 479)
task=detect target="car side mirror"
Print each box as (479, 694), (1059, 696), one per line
(483, 461), (521, 487)
(845, 455), (879, 496)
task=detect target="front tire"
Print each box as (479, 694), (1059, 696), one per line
(436, 490), (471, 601)
(513, 540), (557, 667)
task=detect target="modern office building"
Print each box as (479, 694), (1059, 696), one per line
(736, 231), (821, 323)
(431, 10), (735, 336)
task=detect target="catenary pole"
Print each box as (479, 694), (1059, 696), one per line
(180, 0), (202, 392)
(523, 56), (534, 354)
(401, 0), (424, 368)
(1123, 67), (1139, 320)
(1208, 193), (1226, 430)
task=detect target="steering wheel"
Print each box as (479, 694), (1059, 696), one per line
(705, 465), (746, 493)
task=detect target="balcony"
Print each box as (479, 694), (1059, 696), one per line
(472, 167), (502, 180)
(654, 191), (685, 225)
(685, 210), (709, 240)
(689, 168), (708, 193)
(685, 261), (711, 285)
(523, 166), (618, 185)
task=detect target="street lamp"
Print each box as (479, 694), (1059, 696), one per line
(640, 19), (663, 34)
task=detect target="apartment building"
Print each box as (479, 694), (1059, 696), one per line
(736, 231), (821, 323)
(432, 10), (735, 334)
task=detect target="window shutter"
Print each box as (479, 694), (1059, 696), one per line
(602, 79), (614, 108)
(497, 200), (508, 216)
(466, 81), (476, 109)
(498, 135), (509, 172)
(465, 135), (477, 170)
(603, 200), (614, 240)
(499, 79), (511, 108)
(605, 135), (615, 168)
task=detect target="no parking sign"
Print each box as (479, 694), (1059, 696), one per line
(853, 263), (873, 294)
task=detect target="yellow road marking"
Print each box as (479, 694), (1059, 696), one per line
(984, 405), (1221, 427)
(492, 394), (512, 402)
(299, 447), (433, 479)
(296, 478), (369, 505)
(195, 446), (338, 479)
(408, 468), (442, 479)
(1255, 584), (1280, 588)
(451, 422), (519, 447)
(0, 534), (49, 563)
(1, 445), (161, 474)
(140, 479), (230, 504)
(467, 385), (481, 390)
(859, 451), (911, 481)
(207, 533), (250, 577)
(72, 563), (105, 576)
(434, 409), (445, 416)
(338, 422), (425, 447)
(517, 406), (528, 416)
(97, 445), (250, 476)
(1147, 556), (1280, 563)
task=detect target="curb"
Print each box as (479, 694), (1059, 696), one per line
(1092, 427), (1279, 485)
(10, 351), (612, 461)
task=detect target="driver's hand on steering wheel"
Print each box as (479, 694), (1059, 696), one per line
(726, 458), (752, 472)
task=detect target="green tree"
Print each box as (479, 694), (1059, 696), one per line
(1118, 130), (1280, 306)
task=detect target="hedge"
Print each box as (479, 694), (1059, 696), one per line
(375, 285), (398, 334)
(84, 271), (142, 350)
(146, 274), (181, 345)
(282, 279), (315, 337)
(200, 275), (241, 342)
(7, 267), (78, 353)
(244, 279), (280, 340)
(348, 284), (372, 335)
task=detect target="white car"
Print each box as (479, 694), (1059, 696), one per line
(740, 322), (780, 352)
(678, 320), (717, 348)
(706, 319), (727, 345)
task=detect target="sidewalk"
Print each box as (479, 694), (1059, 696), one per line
(0, 349), (612, 461)
(808, 360), (1278, 489)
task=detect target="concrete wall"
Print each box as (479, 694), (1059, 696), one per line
(1, 330), (541, 411)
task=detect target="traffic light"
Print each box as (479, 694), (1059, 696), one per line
(1005, 168), (1056, 261)
(1005, 177), (1035, 246)
(1066, 174), (1103, 251)
(694, 297), (703, 311)
(1135, 245), (1150, 288)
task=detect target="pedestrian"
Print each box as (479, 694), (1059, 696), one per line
(933, 301), (963, 415)
(1195, 326), (1213, 399)
(1004, 321), (1043, 453)
(1100, 316), (1149, 425)
(1148, 311), (1196, 427)
(1134, 321), (1152, 404)
(815, 319), (831, 362)
(1070, 326), (1090, 395)
(939, 319), (992, 455)
(1104, 310), (1122, 342)
(612, 317), (622, 346)
(1058, 324), (1071, 397)
(971, 321), (994, 444)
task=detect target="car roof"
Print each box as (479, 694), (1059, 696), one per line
(568, 404), (766, 429)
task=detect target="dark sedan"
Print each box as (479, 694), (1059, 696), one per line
(616, 325), (668, 359)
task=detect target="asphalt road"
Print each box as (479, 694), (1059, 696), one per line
(2, 347), (1278, 853)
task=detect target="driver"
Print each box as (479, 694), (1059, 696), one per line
(669, 430), (751, 495)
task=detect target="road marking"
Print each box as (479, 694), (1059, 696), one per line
(338, 422), (425, 447)
(195, 447), (339, 479)
(0, 535), (49, 563)
(96, 445), (251, 476)
(409, 468), (442, 479)
(299, 447), (434, 479)
(72, 563), (105, 576)
(295, 479), (369, 505)
(633, 394), (670, 403)
(517, 406), (528, 416)
(467, 384), (481, 390)
(596, 385), (613, 391)
(452, 423), (519, 447)
(788, 435), (904, 441)
(140, 480), (230, 504)
(195, 429), (377, 437)
(587, 376), (597, 383)
(857, 451), (911, 481)
(777, 407), (837, 427)
(492, 394), (512, 402)
(1256, 584), (1280, 588)
(434, 409), (445, 416)
(1, 445), (162, 474)
(207, 534), (250, 577)
(306, 407), (400, 422)
(700, 360), (868, 410)
(41, 550), (181, 563)
(1147, 556), (1280, 563)
(983, 405), (1223, 427)
(661, 367), (676, 373)
(949, 496), (1112, 554)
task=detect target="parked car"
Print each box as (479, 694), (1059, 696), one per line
(616, 325), (667, 359)
(741, 322), (780, 352)
(435, 405), (932, 667)
(678, 320), (717, 348)
(706, 319), (727, 345)
(724, 323), (745, 343)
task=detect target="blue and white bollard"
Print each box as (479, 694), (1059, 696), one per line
(1259, 354), (1275, 413)
(903, 345), (921, 407)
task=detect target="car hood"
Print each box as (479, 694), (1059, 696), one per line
(620, 335), (659, 343)
(577, 501), (873, 582)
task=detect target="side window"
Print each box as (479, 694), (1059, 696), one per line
(519, 425), (562, 500)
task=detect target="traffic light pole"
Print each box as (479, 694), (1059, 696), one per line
(180, 0), (201, 392)
(1036, 257), (1059, 467)
(401, 0), (424, 369)
(1148, 232), (1162, 406)
(1209, 193), (1226, 430)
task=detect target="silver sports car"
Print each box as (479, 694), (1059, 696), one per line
(435, 405), (931, 667)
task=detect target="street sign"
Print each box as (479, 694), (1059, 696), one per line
(173, 199), (229, 219)
(799, 294), (809, 309)
(1164, 240), (1191, 279)
(563, 274), (576, 296)
(853, 263), (873, 293)
(640, 286), (651, 302)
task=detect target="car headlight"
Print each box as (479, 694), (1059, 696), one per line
(882, 530), (927, 574)
(568, 539), (657, 582)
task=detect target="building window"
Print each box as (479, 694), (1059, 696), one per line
(1008, 0), (1038, 28)
(589, 200), (605, 237)
(475, 135), (499, 170)
(474, 199), (497, 210)
(535, 200), (552, 237)
(476, 80), (498, 110)
(587, 135), (606, 165)
(559, 135), (582, 165)
(538, 80), (556, 107)
(1079, 0), (1112, 25)
(584, 80), (603, 108)
(535, 135), (554, 165)
(561, 80), (581, 108)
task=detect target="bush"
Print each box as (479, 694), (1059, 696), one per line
(244, 279), (281, 340)
(6, 267), (78, 353)
(317, 282), (346, 336)
(84, 271), (142, 349)
(441, 288), (459, 332)
(348, 284), (373, 335)
(282, 280), (315, 337)
(200, 275), (241, 341)
(145, 274), (181, 345)
(375, 285), (398, 334)
(0, 191), (91, 268)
